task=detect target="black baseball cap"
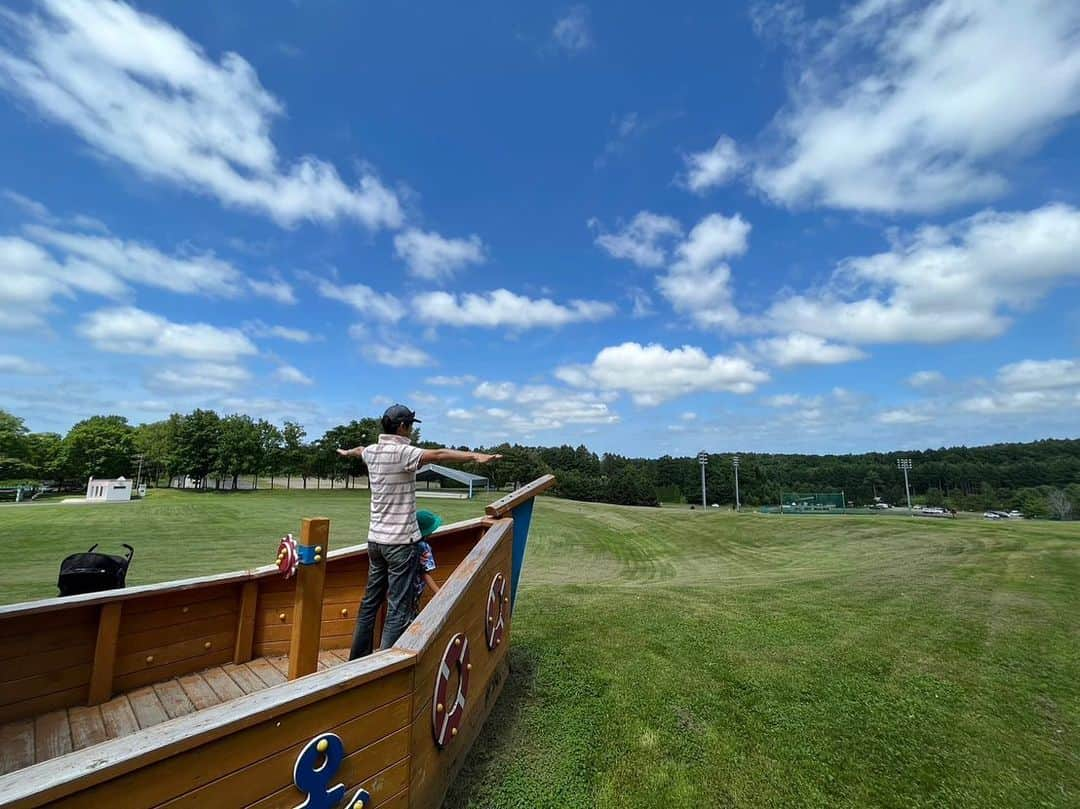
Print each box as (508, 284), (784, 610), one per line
(382, 404), (421, 426)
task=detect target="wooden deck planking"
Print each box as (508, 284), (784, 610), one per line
(0, 718), (33, 775)
(67, 706), (106, 751)
(201, 666), (246, 702)
(153, 680), (195, 720)
(0, 650), (352, 777)
(176, 672), (221, 710)
(100, 695), (139, 740)
(33, 710), (72, 762)
(221, 663), (267, 695)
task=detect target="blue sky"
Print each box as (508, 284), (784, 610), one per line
(1, 0), (1078, 455)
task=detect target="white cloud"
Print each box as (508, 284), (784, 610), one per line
(907, 370), (945, 388)
(149, 362), (251, 393)
(414, 289), (615, 329)
(754, 332), (867, 367)
(764, 393), (822, 409)
(273, 364), (313, 385)
(315, 278), (405, 323)
(0, 354), (48, 375)
(247, 277), (296, 304)
(426, 374), (477, 386)
(996, 358), (1080, 391)
(552, 6), (592, 52)
(468, 379), (619, 431)
(447, 408), (475, 420)
(960, 390), (1080, 416)
(682, 136), (741, 193)
(764, 204), (1080, 344)
(79, 306), (258, 361)
(877, 408), (932, 425)
(363, 344), (433, 367)
(243, 321), (319, 343)
(0, 0), (402, 228)
(657, 212), (751, 330)
(557, 342), (768, 405)
(591, 211), (682, 268)
(680, 412), (697, 421)
(0, 236), (70, 329)
(24, 225), (246, 298)
(393, 229), (485, 281)
(753, 0), (1080, 213)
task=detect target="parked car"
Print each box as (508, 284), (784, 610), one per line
(1007, 510), (1024, 519)
(983, 511), (1002, 519)
(872, 503), (891, 509)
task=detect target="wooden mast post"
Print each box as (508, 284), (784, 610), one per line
(287, 518), (330, 680)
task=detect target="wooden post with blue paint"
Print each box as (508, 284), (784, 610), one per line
(485, 474), (555, 610)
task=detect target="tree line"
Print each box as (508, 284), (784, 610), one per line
(0, 408), (1076, 517)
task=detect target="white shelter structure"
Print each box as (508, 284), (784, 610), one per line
(86, 476), (133, 503)
(415, 464), (491, 499)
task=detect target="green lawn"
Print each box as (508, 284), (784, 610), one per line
(2, 490), (1078, 808)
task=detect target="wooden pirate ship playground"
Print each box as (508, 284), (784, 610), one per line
(0, 475), (555, 808)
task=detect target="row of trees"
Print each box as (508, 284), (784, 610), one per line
(1, 408), (1076, 516)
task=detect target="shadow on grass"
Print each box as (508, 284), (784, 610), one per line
(442, 644), (539, 808)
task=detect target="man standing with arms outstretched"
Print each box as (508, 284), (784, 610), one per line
(338, 404), (501, 659)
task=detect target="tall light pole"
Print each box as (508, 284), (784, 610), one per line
(733, 455), (741, 511)
(897, 458), (913, 515)
(698, 451), (708, 509)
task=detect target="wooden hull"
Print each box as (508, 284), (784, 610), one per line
(0, 476), (554, 809)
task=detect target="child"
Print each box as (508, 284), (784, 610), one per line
(411, 510), (442, 618)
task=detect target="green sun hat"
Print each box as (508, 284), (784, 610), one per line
(417, 510), (443, 538)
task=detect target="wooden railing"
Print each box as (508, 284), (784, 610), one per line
(0, 517), (489, 724)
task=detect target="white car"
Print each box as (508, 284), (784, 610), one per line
(983, 511), (1002, 519)
(872, 503), (891, 509)
(1007, 510), (1024, 519)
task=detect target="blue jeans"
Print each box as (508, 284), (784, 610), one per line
(349, 542), (417, 659)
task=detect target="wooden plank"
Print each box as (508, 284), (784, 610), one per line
(2, 643), (96, 683)
(120, 585), (234, 617)
(113, 647), (234, 695)
(153, 680), (195, 720)
(33, 710), (72, 763)
(221, 663), (267, 696)
(175, 673), (221, 711)
(0, 719), (33, 775)
(155, 698), (411, 809)
(288, 517), (330, 680)
(201, 667), (245, 702)
(242, 737), (409, 809)
(484, 474), (555, 516)
(120, 596), (236, 635)
(0, 687), (88, 727)
(257, 617), (358, 644)
(265, 656), (290, 678)
(116, 613), (236, 657)
(126, 686), (169, 730)
(0, 664), (92, 710)
(67, 706), (106, 751)
(88, 602), (122, 705)
(327, 648), (350, 663)
(0, 624), (97, 665)
(99, 696), (138, 740)
(24, 663), (413, 809)
(246, 657), (286, 687)
(233, 581), (258, 664)
(377, 786), (409, 809)
(317, 650), (339, 671)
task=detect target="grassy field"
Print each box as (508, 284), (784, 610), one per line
(1, 489), (1077, 808)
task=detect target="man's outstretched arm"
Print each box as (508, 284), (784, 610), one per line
(420, 448), (502, 465)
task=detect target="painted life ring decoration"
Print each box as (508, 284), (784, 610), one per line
(432, 633), (471, 748)
(485, 572), (508, 650)
(276, 533), (299, 579)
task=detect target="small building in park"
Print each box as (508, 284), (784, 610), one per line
(415, 463), (491, 499)
(86, 476), (133, 503)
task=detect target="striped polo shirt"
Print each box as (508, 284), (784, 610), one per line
(362, 434), (426, 545)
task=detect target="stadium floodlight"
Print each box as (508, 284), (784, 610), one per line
(732, 455), (741, 511)
(897, 458), (913, 515)
(698, 451), (709, 509)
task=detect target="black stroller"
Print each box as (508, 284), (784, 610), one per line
(57, 544), (135, 596)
